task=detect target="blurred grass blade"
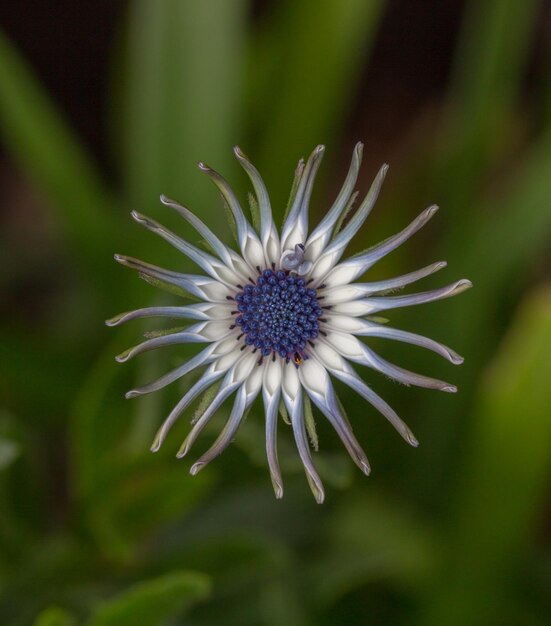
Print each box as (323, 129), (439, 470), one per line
(251, 0), (385, 213)
(445, 124), (551, 375)
(431, 0), (539, 229)
(421, 287), (551, 626)
(122, 0), (247, 215)
(0, 30), (119, 284)
(86, 570), (210, 626)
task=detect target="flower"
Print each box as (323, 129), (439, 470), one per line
(107, 143), (471, 503)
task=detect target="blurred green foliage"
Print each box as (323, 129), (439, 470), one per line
(1, 1), (550, 624)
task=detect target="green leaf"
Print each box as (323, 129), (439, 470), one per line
(86, 570), (210, 626)
(34, 607), (76, 626)
(420, 287), (551, 626)
(0, 30), (119, 293)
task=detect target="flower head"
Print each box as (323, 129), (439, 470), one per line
(107, 143), (471, 503)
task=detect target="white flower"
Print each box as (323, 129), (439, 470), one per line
(107, 143), (471, 503)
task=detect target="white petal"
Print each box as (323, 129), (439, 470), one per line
(106, 303), (225, 326)
(299, 359), (370, 475)
(125, 342), (219, 398)
(194, 320), (233, 342)
(131, 211), (241, 286)
(310, 164), (388, 279)
(242, 231), (266, 268)
(321, 285), (372, 305)
(320, 205), (440, 286)
(282, 375), (324, 504)
(150, 362), (226, 452)
(282, 361), (301, 400)
(114, 255), (232, 302)
(198, 162), (262, 272)
(160, 195), (243, 275)
(326, 332), (457, 392)
(190, 383), (250, 475)
(356, 279), (473, 314)
(115, 323), (216, 363)
(314, 261), (360, 287)
(306, 142), (363, 261)
(281, 145), (325, 252)
(234, 146), (280, 264)
(324, 331), (365, 360)
(340, 319), (464, 365)
(323, 314), (366, 333)
(262, 359), (284, 498)
(176, 352), (256, 458)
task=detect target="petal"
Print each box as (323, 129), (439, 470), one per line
(160, 195), (251, 280)
(282, 365), (325, 504)
(131, 211), (241, 286)
(280, 145), (325, 252)
(306, 142), (363, 261)
(262, 358), (284, 498)
(299, 359), (370, 475)
(325, 332), (457, 392)
(321, 261), (447, 302)
(176, 353), (256, 458)
(150, 360), (232, 452)
(115, 322), (221, 363)
(234, 146), (280, 264)
(190, 364), (263, 475)
(198, 162), (264, 270)
(114, 254), (232, 302)
(125, 342), (220, 398)
(318, 205), (440, 286)
(310, 164), (388, 280)
(106, 303), (231, 326)
(329, 279), (472, 317)
(342, 319), (464, 365)
(311, 341), (418, 446)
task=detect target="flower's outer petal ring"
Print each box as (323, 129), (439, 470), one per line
(125, 342), (220, 399)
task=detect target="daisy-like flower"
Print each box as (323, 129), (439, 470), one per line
(107, 143), (471, 503)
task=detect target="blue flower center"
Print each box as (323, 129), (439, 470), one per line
(234, 269), (322, 363)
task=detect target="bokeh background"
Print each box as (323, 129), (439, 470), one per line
(1, 1), (551, 625)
